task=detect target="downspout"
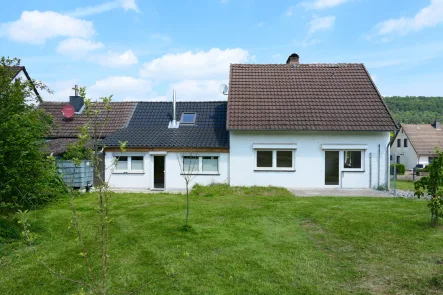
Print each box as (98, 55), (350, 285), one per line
(378, 144), (380, 188)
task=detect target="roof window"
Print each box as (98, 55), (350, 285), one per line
(180, 112), (196, 124)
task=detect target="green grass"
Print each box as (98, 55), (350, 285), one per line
(1, 184), (442, 294)
(396, 180), (416, 191)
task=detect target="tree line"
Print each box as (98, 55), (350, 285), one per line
(384, 96), (443, 124)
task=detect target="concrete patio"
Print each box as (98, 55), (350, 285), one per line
(290, 188), (393, 197)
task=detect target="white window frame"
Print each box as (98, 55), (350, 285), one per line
(181, 154), (219, 175)
(112, 153), (146, 174)
(254, 149), (296, 171)
(342, 150), (365, 172)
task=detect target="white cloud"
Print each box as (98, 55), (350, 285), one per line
(91, 50), (138, 67)
(88, 76), (151, 101)
(168, 80), (228, 101)
(139, 48), (250, 80)
(308, 15), (336, 34)
(256, 21), (264, 28)
(0, 11), (95, 44)
(374, 0), (443, 36)
(285, 6), (295, 16)
(70, 0), (140, 17)
(301, 0), (349, 10)
(57, 38), (104, 56)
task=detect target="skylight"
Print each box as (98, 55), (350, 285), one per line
(180, 112), (196, 124)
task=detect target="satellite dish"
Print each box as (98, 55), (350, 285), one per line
(219, 84), (228, 95)
(62, 104), (75, 119)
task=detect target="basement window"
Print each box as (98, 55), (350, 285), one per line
(180, 113), (196, 124)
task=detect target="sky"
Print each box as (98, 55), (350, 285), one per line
(1, 0), (443, 102)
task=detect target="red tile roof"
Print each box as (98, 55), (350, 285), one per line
(39, 101), (136, 138)
(227, 63), (397, 131)
(402, 124), (443, 156)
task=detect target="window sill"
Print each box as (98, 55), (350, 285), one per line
(342, 170), (365, 173)
(254, 169), (296, 172)
(113, 171), (145, 174)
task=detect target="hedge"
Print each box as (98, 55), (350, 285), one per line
(390, 163), (406, 175)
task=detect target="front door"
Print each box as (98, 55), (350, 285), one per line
(325, 151), (339, 185)
(153, 156), (165, 189)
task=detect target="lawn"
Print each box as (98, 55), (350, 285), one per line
(1, 185), (442, 295)
(396, 180), (416, 191)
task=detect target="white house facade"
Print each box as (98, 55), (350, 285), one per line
(391, 123), (443, 170)
(230, 131), (390, 189)
(100, 53), (397, 191)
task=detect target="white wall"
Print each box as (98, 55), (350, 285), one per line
(104, 151), (229, 191)
(391, 129), (418, 170)
(229, 131), (390, 189)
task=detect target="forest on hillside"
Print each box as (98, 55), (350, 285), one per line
(383, 96), (443, 124)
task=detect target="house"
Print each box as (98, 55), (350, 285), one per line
(100, 53), (397, 191)
(39, 91), (137, 186)
(226, 54), (397, 189)
(390, 121), (443, 169)
(102, 100), (229, 190)
(7, 65), (40, 99)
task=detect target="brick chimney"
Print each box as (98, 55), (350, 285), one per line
(286, 53), (300, 65)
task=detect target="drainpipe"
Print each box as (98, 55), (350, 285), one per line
(378, 144), (380, 188)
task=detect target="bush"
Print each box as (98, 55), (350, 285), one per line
(390, 163), (406, 175)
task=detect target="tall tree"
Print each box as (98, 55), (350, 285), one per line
(0, 57), (59, 209)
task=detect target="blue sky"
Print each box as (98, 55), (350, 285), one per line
(1, 0), (443, 101)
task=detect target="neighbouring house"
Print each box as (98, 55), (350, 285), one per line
(227, 53), (397, 189)
(7, 65), (40, 100)
(102, 100), (229, 190)
(100, 53), (397, 191)
(390, 121), (443, 170)
(39, 91), (137, 186)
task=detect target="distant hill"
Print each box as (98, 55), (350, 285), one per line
(383, 96), (443, 124)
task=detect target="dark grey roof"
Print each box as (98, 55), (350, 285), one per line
(103, 101), (229, 149)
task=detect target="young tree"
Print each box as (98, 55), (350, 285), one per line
(18, 88), (145, 294)
(0, 57), (61, 210)
(415, 149), (443, 226)
(176, 152), (201, 229)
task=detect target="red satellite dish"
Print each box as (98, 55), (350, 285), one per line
(62, 104), (75, 119)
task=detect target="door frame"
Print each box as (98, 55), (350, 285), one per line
(151, 154), (166, 190)
(324, 150), (341, 187)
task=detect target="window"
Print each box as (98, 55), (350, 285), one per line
(116, 156), (128, 170)
(114, 155), (145, 173)
(180, 113), (196, 124)
(397, 156), (400, 164)
(404, 139), (408, 147)
(181, 156), (219, 174)
(202, 156), (218, 172)
(183, 156), (199, 172)
(397, 139), (401, 147)
(255, 150), (295, 170)
(257, 151), (273, 167)
(277, 151), (293, 168)
(343, 151), (362, 169)
(131, 156), (144, 170)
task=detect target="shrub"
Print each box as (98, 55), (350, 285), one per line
(390, 163), (406, 175)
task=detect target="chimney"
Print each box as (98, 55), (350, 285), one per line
(69, 85), (84, 113)
(168, 89), (179, 129)
(434, 120), (441, 130)
(173, 89), (177, 126)
(286, 53), (300, 65)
